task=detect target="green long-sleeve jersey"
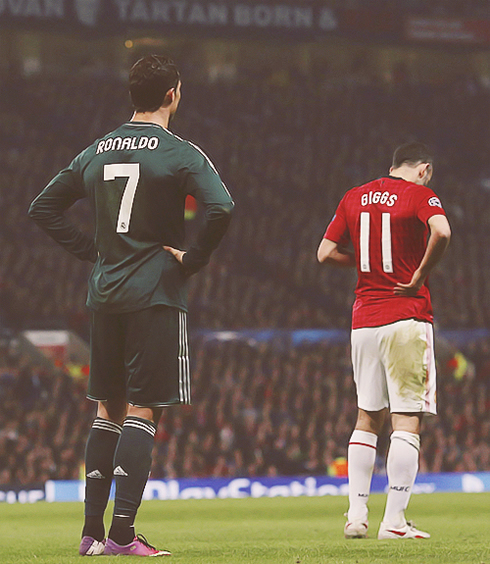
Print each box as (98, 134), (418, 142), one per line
(29, 121), (234, 313)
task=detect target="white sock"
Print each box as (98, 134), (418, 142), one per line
(347, 430), (377, 522)
(383, 431), (420, 528)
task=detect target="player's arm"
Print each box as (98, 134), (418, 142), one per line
(317, 238), (356, 268)
(317, 197), (355, 268)
(28, 167), (97, 263)
(166, 145), (234, 274)
(394, 214), (451, 296)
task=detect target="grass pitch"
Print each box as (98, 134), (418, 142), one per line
(1, 492), (489, 563)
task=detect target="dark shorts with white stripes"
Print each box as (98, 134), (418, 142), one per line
(88, 305), (191, 407)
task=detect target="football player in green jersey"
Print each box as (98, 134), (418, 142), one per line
(29, 54), (234, 557)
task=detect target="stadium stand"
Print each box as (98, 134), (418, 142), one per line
(1, 68), (489, 334)
(1, 335), (489, 484)
(1, 60), (490, 482)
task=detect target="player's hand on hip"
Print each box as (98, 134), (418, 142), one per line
(163, 246), (186, 265)
(394, 282), (419, 297)
(394, 270), (424, 297)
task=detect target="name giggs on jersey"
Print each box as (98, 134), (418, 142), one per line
(361, 191), (398, 207)
(96, 136), (159, 155)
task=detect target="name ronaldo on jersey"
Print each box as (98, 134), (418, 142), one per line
(96, 136), (160, 154)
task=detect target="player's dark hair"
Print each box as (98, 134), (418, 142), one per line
(392, 142), (433, 168)
(129, 54), (180, 112)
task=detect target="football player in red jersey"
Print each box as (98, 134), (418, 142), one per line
(318, 143), (450, 540)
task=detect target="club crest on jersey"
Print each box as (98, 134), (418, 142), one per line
(428, 197), (442, 208)
(96, 136), (159, 154)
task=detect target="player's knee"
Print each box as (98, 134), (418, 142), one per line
(97, 399), (127, 425)
(391, 412), (422, 435)
(356, 408), (387, 434)
(127, 405), (163, 426)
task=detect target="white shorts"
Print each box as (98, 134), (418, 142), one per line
(351, 319), (436, 415)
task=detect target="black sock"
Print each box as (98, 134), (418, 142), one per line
(109, 416), (156, 544)
(82, 515), (105, 543)
(109, 516), (136, 546)
(82, 417), (122, 541)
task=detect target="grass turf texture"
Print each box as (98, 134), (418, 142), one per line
(0, 492), (489, 563)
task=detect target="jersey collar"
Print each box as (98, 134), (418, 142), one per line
(125, 121), (168, 132)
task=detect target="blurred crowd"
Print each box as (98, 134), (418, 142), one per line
(1, 58), (490, 484)
(1, 334), (490, 485)
(157, 336), (490, 478)
(0, 343), (93, 485)
(1, 66), (489, 335)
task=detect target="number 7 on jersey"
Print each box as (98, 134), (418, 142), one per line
(104, 163), (140, 233)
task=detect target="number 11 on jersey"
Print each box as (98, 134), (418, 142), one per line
(104, 163), (140, 233)
(359, 212), (393, 273)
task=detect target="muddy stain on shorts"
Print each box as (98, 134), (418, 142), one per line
(381, 323), (427, 401)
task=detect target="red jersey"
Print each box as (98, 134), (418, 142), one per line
(324, 176), (446, 329)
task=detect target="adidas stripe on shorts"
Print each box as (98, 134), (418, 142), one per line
(88, 304), (191, 407)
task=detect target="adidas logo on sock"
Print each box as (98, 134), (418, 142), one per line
(114, 466), (129, 477)
(86, 469), (105, 479)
